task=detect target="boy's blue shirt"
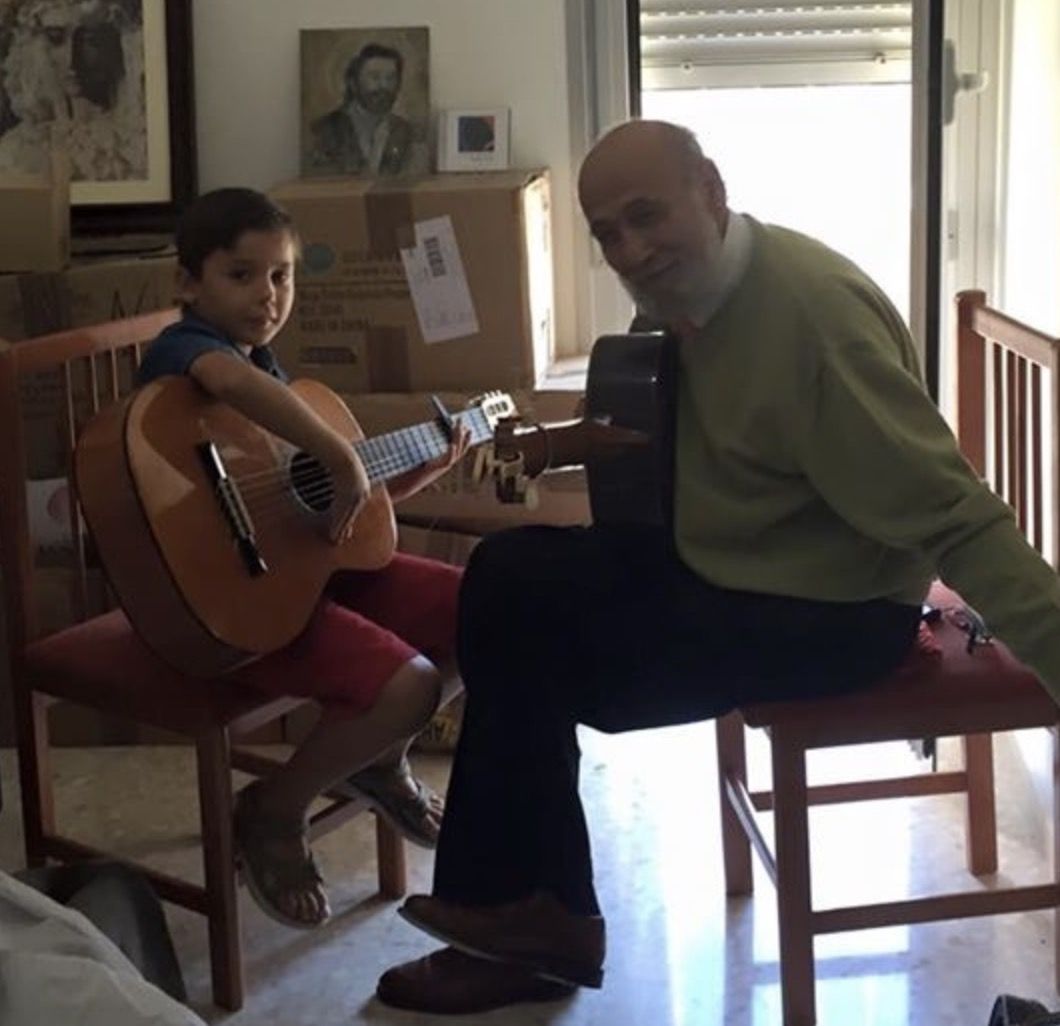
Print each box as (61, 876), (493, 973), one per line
(135, 310), (289, 387)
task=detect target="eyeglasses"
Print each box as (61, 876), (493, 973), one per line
(950, 604), (994, 654)
(922, 602), (994, 654)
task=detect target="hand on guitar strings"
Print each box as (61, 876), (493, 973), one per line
(325, 445), (372, 544)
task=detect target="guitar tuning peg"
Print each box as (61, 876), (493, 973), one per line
(524, 480), (539, 511)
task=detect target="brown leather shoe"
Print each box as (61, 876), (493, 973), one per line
(398, 891), (605, 988)
(376, 947), (576, 1014)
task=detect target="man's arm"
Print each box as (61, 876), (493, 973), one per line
(190, 351), (370, 542)
(795, 334), (1060, 697)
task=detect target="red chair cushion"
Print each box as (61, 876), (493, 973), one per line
(24, 609), (291, 731)
(740, 582), (1055, 743)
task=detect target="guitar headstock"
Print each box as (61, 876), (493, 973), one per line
(453, 392), (520, 448)
(467, 391), (518, 431)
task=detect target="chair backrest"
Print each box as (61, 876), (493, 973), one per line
(956, 289), (1060, 561)
(0, 309), (180, 670)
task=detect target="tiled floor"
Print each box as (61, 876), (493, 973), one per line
(1, 724), (1057, 1025)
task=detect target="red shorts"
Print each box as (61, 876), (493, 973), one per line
(229, 552), (462, 716)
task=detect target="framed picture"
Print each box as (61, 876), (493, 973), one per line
(300, 26), (430, 180)
(437, 108), (510, 172)
(0, 0), (197, 235)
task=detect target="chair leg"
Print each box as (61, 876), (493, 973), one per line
(196, 728), (243, 1012)
(376, 817), (407, 899)
(962, 733), (998, 875)
(771, 728), (816, 1026)
(14, 689), (55, 866)
(716, 712), (754, 895)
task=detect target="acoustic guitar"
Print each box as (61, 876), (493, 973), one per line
(75, 377), (516, 678)
(480, 332), (678, 527)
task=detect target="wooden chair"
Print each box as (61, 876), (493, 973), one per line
(714, 289), (1060, 1026)
(0, 310), (410, 1011)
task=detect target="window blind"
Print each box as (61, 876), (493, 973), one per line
(641, 2), (912, 78)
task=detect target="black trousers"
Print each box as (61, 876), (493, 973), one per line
(433, 525), (922, 916)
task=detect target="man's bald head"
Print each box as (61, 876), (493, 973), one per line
(577, 119), (729, 324)
(578, 120), (709, 202)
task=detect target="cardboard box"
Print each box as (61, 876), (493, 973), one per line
(0, 156), (70, 273)
(0, 249), (177, 340)
(269, 171), (554, 393)
(0, 251), (178, 477)
(345, 389), (591, 533)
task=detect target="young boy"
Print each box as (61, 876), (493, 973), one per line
(136, 188), (468, 929)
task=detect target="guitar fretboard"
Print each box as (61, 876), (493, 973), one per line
(354, 406), (492, 484)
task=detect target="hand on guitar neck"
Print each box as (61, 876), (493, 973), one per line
(478, 332), (675, 520)
(483, 415), (649, 504)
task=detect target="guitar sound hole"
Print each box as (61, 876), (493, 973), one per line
(289, 452), (335, 512)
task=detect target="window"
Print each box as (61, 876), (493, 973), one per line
(640, 1), (913, 319)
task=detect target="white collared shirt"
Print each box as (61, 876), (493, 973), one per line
(685, 210), (753, 329)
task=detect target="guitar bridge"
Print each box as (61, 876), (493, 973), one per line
(196, 441), (268, 577)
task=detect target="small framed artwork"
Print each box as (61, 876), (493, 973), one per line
(438, 108), (509, 172)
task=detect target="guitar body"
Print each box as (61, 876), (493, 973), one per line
(76, 377), (396, 677)
(584, 332), (678, 529)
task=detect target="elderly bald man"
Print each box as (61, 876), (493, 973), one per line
(376, 119), (1060, 1014)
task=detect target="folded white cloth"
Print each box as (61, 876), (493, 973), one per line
(0, 869), (205, 1026)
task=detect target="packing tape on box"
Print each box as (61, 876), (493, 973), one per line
(361, 188), (417, 393)
(366, 324), (412, 391)
(365, 189), (416, 259)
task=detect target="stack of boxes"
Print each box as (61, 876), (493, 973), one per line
(268, 169), (591, 559)
(0, 155), (178, 479)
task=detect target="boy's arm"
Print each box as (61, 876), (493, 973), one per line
(189, 351), (370, 542)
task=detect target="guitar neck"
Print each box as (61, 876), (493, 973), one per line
(497, 419), (589, 477)
(353, 406), (490, 484)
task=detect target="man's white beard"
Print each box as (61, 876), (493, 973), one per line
(622, 228), (726, 327)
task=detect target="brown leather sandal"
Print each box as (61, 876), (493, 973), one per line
(233, 782), (330, 930)
(337, 758), (444, 850)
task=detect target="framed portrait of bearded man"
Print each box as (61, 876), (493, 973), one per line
(300, 26), (430, 180)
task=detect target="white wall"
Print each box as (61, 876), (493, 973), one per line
(192, 0), (582, 357)
(1000, 0), (1060, 334)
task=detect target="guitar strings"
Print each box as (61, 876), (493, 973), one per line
(193, 402), (504, 536)
(227, 412), (483, 493)
(237, 446), (444, 534)
(236, 453), (431, 522)
(233, 426), (455, 496)
(233, 434), (456, 506)
(232, 428), (449, 491)
(231, 426), (483, 528)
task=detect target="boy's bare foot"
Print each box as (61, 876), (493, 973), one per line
(233, 782), (330, 929)
(340, 756), (444, 848)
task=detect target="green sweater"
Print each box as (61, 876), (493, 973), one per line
(674, 217), (1060, 696)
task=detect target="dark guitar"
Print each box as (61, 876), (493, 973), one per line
(481, 331), (678, 527)
(75, 378), (516, 677)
